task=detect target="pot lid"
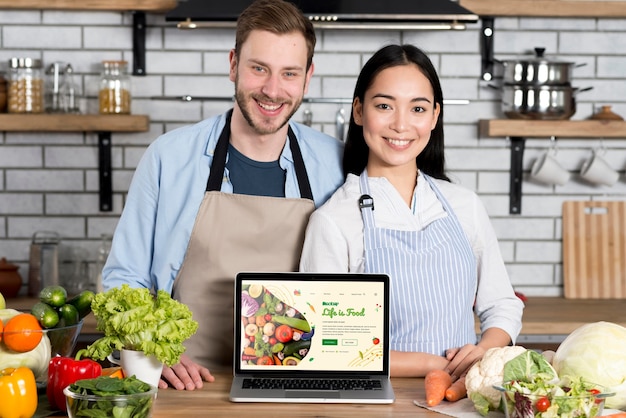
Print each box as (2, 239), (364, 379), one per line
(0, 257), (19, 271)
(509, 47), (576, 65)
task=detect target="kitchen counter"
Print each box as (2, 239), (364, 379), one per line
(8, 296), (626, 345)
(46, 371), (434, 417)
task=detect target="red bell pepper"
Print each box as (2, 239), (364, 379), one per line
(47, 355), (102, 412)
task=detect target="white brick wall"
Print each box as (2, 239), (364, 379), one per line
(1, 9), (626, 296)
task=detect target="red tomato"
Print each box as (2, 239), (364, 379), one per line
(588, 389), (603, 404)
(257, 356), (274, 365)
(536, 396), (551, 412)
(275, 325), (294, 343)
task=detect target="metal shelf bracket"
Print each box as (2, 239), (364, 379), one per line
(132, 11), (146, 76)
(509, 137), (526, 214)
(98, 132), (113, 212)
(481, 17), (495, 81)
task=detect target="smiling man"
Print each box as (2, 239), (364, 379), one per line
(102, 0), (344, 391)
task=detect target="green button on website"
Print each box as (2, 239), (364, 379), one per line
(322, 339), (338, 346)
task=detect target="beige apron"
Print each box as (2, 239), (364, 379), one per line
(172, 110), (315, 372)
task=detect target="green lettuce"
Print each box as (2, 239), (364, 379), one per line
(503, 350), (558, 383)
(77, 285), (198, 366)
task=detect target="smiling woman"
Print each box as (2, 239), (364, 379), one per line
(300, 43), (523, 380)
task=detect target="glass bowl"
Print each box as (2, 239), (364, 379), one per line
(64, 383), (158, 418)
(495, 381), (614, 418)
(0, 319), (83, 385)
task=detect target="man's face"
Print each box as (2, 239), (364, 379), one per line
(230, 30), (313, 136)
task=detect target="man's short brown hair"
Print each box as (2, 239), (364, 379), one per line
(235, 0), (316, 70)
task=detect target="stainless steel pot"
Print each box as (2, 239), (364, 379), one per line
(500, 48), (583, 86)
(501, 85), (591, 120)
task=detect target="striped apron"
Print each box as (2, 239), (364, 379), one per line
(359, 170), (477, 356)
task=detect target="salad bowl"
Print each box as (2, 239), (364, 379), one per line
(494, 379), (614, 418)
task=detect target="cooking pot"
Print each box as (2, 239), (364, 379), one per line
(499, 47), (584, 86)
(501, 85), (592, 120)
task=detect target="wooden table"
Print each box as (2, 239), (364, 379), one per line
(46, 372), (435, 417)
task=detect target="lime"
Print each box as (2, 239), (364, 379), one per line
(248, 284), (263, 298)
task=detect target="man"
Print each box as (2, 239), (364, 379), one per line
(102, 0), (344, 390)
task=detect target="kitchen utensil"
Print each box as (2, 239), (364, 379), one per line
(530, 145), (570, 185)
(501, 85), (591, 120)
(27, 231), (61, 296)
(499, 47), (584, 86)
(562, 200), (626, 298)
(302, 107), (312, 126)
(580, 148), (619, 186)
(335, 107), (346, 141)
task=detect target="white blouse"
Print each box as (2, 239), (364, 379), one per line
(300, 172), (524, 343)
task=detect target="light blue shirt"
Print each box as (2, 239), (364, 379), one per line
(102, 111), (344, 293)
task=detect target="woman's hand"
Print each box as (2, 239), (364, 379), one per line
(159, 354), (215, 390)
(444, 344), (485, 381)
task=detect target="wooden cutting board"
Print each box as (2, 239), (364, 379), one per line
(562, 200), (626, 298)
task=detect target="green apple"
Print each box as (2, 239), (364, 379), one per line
(0, 291), (5, 310)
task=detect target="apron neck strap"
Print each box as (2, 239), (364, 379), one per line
(205, 110), (313, 201)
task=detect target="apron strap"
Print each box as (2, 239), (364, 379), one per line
(206, 109), (313, 201)
(206, 110), (233, 192)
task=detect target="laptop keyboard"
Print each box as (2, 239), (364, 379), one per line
(242, 378), (383, 391)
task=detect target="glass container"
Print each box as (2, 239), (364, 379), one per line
(98, 60), (131, 114)
(7, 57), (44, 113)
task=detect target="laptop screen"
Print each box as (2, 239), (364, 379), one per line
(234, 272), (390, 375)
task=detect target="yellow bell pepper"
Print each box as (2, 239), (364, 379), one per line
(0, 367), (38, 418)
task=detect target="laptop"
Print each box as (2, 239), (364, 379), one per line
(229, 272), (395, 404)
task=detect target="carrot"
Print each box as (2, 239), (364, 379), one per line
(425, 369), (452, 406)
(602, 414), (626, 418)
(445, 376), (467, 402)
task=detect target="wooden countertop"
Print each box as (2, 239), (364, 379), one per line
(8, 296), (626, 337)
(45, 372), (434, 417)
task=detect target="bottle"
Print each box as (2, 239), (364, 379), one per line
(61, 63), (80, 114)
(98, 60), (131, 114)
(94, 234), (112, 293)
(8, 57), (44, 113)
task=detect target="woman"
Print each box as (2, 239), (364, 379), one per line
(299, 44), (523, 379)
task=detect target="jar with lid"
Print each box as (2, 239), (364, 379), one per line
(98, 60), (131, 114)
(0, 73), (7, 113)
(7, 57), (44, 113)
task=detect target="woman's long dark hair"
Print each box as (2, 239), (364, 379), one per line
(342, 44), (450, 182)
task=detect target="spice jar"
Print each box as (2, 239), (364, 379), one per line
(7, 57), (44, 113)
(0, 73), (7, 113)
(98, 60), (131, 114)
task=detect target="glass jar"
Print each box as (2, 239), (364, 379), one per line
(7, 57), (44, 113)
(93, 233), (112, 293)
(98, 60), (131, 114)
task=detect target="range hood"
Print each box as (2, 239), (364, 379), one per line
(166, 0), (479, 31)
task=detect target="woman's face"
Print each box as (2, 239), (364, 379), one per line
(353, 64), (440, 176)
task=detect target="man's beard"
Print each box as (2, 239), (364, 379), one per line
(234, 79), (303, 136)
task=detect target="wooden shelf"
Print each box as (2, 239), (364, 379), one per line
(460, 0), (626, 17)
(479, 119), (626, 139)
(0, 113), (150, 212)
(479, 119), (626, 215)
(0, 0), (177, 11)
(0, 114), (149, 133)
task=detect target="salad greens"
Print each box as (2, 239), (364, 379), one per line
(66, 376), (155, 418)
(500, 376), (606, 418)
(497, 351), (611, 418)
(77, 284), (198, 366)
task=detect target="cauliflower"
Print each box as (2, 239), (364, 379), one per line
(0, 308), (52, 381)
(466, 345), (527, 416)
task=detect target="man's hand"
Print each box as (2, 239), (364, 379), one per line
(159, 354), (215, 390)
